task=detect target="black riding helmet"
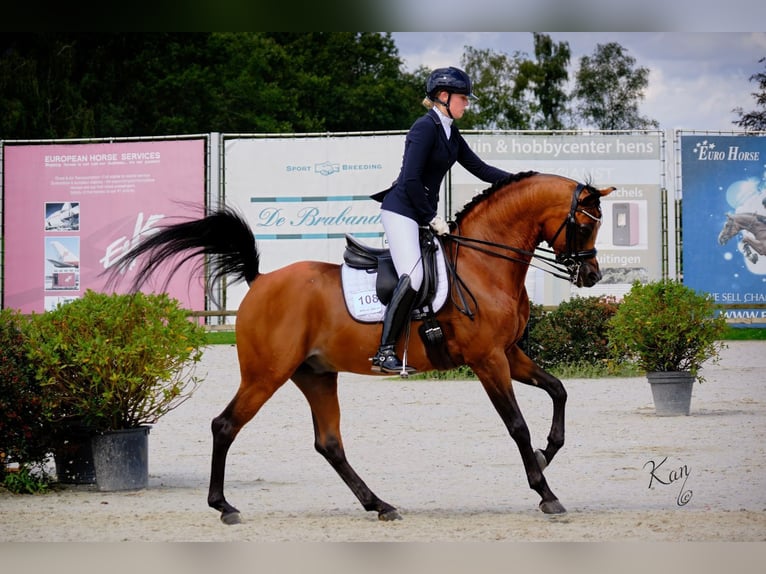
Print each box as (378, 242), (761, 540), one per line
(425, 66), (476, 119)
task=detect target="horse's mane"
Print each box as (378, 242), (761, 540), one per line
(454, 171), (539, 225)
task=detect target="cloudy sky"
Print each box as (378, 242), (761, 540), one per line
(391, 32), (766, 132)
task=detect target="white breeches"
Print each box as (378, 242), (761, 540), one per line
(381, 209), (424, 290)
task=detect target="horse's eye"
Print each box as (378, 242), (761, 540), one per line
(578, 224), (592, 238)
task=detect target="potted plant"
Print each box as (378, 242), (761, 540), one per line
(607, 279), (727, 415)
(26, 290), (207, 490)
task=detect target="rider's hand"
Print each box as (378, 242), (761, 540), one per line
(429, 215), (450, 235)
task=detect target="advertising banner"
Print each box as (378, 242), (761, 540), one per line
(680, 134), (766, 325)
(3, 139), (206, 313)
(223, 135), (405, 309)
(455, 133), (664, 304)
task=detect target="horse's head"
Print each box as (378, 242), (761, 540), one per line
(718, 213), (739, 245)
(545, 179), (615, 288)
(452, 172), (614, 288)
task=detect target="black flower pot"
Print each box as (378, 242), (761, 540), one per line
(53, 427), (96, 485)
(91, 426), (151, 491)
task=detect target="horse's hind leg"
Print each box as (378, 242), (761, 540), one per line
(208, 379), (284, 524)
(292, 368), (401, 521)
(506, 345), (567, 469)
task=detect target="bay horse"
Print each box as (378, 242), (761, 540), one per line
(109, 171), (614, 524)
(718, 211), (766, 263)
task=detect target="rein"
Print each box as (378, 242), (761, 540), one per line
(439, 183), (602, 318)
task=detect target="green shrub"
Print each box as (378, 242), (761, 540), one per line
(0, 308), (54, 489)
(607, 279), (727, 381)
(26, 290), (208, 432)
(527, 295), (619, 371)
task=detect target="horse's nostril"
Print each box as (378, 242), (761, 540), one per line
(581, 268), (601, 287)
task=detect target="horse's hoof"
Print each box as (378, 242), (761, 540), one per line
(534, 449), (548, 471)
(379, 508), (402, 521)
(220, 511), (242, 525)
(539, 499), (567, 515)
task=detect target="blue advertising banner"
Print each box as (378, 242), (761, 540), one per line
(680, 134), (766, 325)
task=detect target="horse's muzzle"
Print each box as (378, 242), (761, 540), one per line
(576, 264), (602, 288)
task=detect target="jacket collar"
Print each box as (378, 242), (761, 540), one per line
(428, 108), (453, 141)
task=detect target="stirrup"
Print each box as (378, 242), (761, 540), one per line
(370, 347), (417, 377)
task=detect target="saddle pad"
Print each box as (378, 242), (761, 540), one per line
(341, 241), (449, 323)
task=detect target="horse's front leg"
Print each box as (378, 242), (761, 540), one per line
(506, 345), (567, 469)
(472, 351), (566, 515)
(742, 238), (763, 261)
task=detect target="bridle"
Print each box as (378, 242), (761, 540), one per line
(439, 182), (603, 318)
(545, 182), (603, 280)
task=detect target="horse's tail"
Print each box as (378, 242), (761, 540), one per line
(105, 206), (260, 293)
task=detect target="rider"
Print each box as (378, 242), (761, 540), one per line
(370, 66), (511, 375)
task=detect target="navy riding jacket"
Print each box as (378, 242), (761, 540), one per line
(373, 109), (510, 225)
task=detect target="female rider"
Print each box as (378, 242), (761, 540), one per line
(370, 66), (511, 375)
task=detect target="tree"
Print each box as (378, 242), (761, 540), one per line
(571, 42), (658, 130)
(0, 33), (97, 139)
(261, 32), (423, 132)
(732, 57), (766, 131)
(518, 33), (572, 130)
(459, 46), (534, 130)
(0, 33), (423, 140)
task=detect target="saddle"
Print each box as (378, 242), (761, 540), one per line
(343, 228), (439, 317)
(342, 229), (454, 370)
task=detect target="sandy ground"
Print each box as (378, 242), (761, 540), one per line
(2, 341), (766, 548)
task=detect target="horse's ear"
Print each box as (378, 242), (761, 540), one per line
(581, 186), (615, 206)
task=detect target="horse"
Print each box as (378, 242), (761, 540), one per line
(108, 170), (614, 524)
(718, 211), (766, 263)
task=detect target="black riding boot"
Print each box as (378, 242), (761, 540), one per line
(371, 274), (418, 376)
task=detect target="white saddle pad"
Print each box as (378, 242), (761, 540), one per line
(341, 241), (449, 322)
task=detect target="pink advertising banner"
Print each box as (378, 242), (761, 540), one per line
(3, 139), (206, 313)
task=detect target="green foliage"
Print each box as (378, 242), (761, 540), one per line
(205, 330), (237, 345)
(2, 33), (669, 139)
(571, 42), (658, 130)
(262, 32), (423, 133)
(0, 33), (423, 139)
(607, 280), (727, 382)
(460, 45), (535, 130)
(3, 465), (50, 495)
(547, 359), (643, 379)
(408, 365), (476, 381)
(723, 326), (766, 340)
(732, 56), (766, 131)
(25, 290), (207, 432)
(528, 295), (620, 371)
(0, 309), (55, 484)
(518, 33), (572, 130)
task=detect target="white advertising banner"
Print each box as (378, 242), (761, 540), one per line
(454, 132), (665, 305)
(223, 134), (406, 310)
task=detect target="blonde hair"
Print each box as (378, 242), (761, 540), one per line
(422, 96), (434, 110)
